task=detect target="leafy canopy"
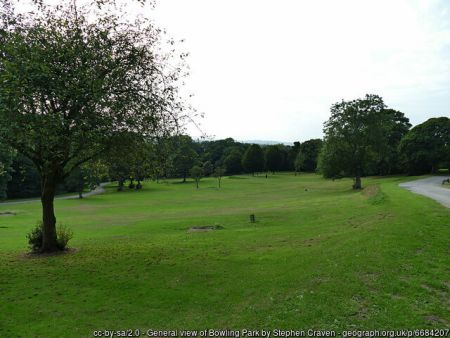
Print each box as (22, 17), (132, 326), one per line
(0, 0), (188, 180)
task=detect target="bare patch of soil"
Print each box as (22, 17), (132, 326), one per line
(188, 225), (224, 233)
(362, 185), (379, 197)
(0, 211), (16, 216)
(425, 315), (448, 325)
(20, 247), (78, 259)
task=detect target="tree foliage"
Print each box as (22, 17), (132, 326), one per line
(223, 148), (243, 175)
(399, 117), (450, 175)
(264, 145), (284, 173)
(7, 152), (41, 198)
(373, 109), (411, 175)
(0, 0), (188, 251)
(213, 166), (226, 188)
(320, 94), (388, 189)
(296, 139), (323, 172)
(172, 135), (198, 182)
(0, 142), (13, 199)
(190, 165), (202, 189)
(242, 144), (264, 175)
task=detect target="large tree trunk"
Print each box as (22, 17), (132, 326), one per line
(40, 174), (58, 252)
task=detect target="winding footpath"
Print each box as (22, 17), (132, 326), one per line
(399, 176), (450, 208)
(0, 183), (108, 206)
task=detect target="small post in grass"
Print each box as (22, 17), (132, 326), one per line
(250, 214), (256, 223)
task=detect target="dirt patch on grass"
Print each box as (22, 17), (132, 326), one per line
(425, 315), (448, 325)
(20, 247), (78, 259)
(187, 225), (224, 233)
(350, 296), (370, 320)
(363, 185), (386, 204)
(0, 211), (16, 216)
(363, 185), (379, 197)
(302, 237), (327, 246)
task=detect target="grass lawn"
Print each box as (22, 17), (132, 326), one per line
(0, 173), (449, 337)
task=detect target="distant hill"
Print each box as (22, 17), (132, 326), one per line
(241, 140), (294, 146)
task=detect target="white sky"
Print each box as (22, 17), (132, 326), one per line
(15, 0), (450, 142)
(149, 0), (450, 142)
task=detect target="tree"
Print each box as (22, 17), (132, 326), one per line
(320, 94), (388, 189)
(373, 109), (411, 175)
(399, 117), (450, 175)
(202, 161), (213, 177)
(0, 0), (187, 252)
(294, 151), (306, 175)
(0, 142), (14, 199)
(213, 166), (226, 188)
(297, 139), (323, 172)
(264, 145), (284, 173)
(242, 144), (264, 175)
(65, 160), (108, 198)
(7, 153), (41, 198)
(223, 148), (243, 175)
(83, 160), (108, 190)
(287, 141), (301, 171)
(65, 167), (85, 199)
(172, 135), (198, 182)
(190, 165), (203, 189)
(147, 136), (175, 183)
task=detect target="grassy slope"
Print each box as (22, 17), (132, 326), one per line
(0, 174), (449, 337)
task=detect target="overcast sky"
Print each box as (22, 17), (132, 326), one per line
(16, 0), (450, 142)
(148, 0), (450, 142)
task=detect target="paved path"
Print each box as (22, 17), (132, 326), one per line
(0, 183), (108, 206)
(399, 176), (450, 208)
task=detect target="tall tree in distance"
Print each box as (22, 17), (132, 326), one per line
(319, 94), (388, 189)
(213, 166), (226, 188)
(242, 144), (264, 176)
(264, 145), (284, 174)
(297, 139), (323, 172)
(190, 165), (203, 189)
(223, 148), (243, 175)
(0, 0), (189, 252)
(294, 151), (305, 175)
(172, 135), (198, 182)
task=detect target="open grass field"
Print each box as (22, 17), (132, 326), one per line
(0, 173), (449, 337)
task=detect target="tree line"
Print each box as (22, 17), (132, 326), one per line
(0, 135), (324, 197)
(1, 101), (448, 199)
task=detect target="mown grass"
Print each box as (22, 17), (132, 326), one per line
(0, 173), (449, 337)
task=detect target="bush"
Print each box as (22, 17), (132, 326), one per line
(26, 222), (74, 252)
(56, 224), (74, 250)
(27, 221), (43, 253)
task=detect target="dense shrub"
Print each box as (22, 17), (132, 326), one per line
(56, 224), (74, 250)
(26, 222), (73, 252)
(26, 222), (44, 252)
